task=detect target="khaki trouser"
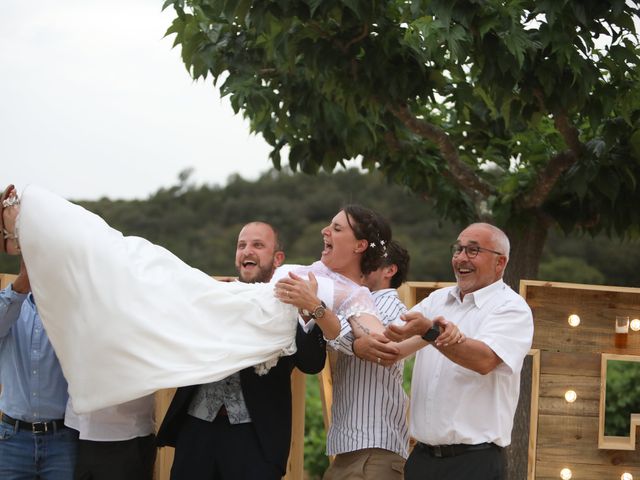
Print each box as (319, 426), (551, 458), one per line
(323, 448), (405, 480)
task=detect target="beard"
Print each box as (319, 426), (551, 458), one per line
(238, 261), (275, 284)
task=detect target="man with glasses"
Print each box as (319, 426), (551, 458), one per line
(381, 223), (533, 480)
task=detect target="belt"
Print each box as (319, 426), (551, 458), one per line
(1, 413), (65, 434)
(418, 441), (498, 458)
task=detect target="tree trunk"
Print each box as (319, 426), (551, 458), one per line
(502, 217), (548, 480)
(503, 218), (548, 290)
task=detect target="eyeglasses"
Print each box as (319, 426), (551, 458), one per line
(451, 243), (503, 258)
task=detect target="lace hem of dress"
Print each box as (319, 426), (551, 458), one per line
(253, 338), (298, 375)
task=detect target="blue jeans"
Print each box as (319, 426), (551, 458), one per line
(0, 419), (78, 480)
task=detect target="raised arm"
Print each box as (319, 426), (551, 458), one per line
(275, 271), (341, 339)
(0, 259), (30, 337)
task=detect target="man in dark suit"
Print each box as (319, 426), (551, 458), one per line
(157, 221), (326, 479)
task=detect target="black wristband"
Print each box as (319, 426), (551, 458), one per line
(421, 324), (440, 342)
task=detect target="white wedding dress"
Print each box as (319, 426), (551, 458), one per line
(16, 185), (376, 413)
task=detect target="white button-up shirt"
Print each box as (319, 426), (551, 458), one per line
(65, 395), (155, 441)
(409, 280), (533, 447)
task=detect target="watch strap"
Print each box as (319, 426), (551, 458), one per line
(421, 324), (440, 342)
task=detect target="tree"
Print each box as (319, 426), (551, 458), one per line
(164, 0), (640, 287)
(163, 3), (640, 478)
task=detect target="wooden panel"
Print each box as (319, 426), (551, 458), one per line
(536, 414), (640, 467)
(523, 282), (640, 355)
(284, 369), (305, 480)
(598, 354), (640, 451)
(318, 354), (334, 433)
(540, 351), (601, 377)
(154, 388), (176, 480)
(538, 351), (601, 419)
(521, 281), (640, 479)
(0, 274), (17, 289)
(528, 350), (540, 480)
(535, 461), (638, 480)
(538, 374), (600, 417)
(398, 281), (455, 308)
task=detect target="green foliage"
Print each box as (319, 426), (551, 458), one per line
(163, 0), (640, 282)
(538, 257), (605, 285)
(403, 356), (415, 394)
(604, 360), (640, 436)
(304, 375), (329, 479)
(4, 168), (640, 288)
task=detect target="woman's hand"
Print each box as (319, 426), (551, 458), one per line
(353, 333), (400, 366)
(275, 271), (342, 339)
(274, 271), (320, 313)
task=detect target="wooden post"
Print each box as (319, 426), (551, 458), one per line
(284, 368), (306, 479)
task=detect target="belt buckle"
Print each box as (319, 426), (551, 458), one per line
(32, 422), (48, 434)
(432, 445), (443, 458)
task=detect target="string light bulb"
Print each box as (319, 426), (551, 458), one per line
(630, 318), (640, 332)
(560, 468), (572, 480)
(564, 390), (577, 403)
(567, 314), (580, 327)
(621, 473), (633, 480)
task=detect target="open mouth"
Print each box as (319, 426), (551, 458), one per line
(242, 259), (258, 268)
(322, 241), (333, 256)
(456, 265), (474, 275)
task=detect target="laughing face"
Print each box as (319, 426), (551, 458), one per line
(320, 210), (367, 278)
(452, 224), (507, 298)
(235, 222), (284, 283)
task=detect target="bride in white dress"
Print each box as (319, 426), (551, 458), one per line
(1, 184), (390, 412)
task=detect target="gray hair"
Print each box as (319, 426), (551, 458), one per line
(467, 223), (510, 260)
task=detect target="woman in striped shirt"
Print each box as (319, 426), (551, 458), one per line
(323, 240), (411, 480)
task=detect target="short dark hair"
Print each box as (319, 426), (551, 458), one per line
(342, 204), (392, 275)
(382, 240), (410, 289)
(243, 221), (284, 251)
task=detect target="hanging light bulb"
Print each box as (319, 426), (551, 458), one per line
(630, 318), (640, 332)
(564, 390), (577, 403)
(567, 314), (580, 327)
(621, 473), (633, 480)
(560, 468), (572, 480)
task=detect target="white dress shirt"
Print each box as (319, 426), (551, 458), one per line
(409, 280), (533, 447)
(65, 395), (155, 441)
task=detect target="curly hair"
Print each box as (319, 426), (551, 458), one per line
(342, 204), (392, 275)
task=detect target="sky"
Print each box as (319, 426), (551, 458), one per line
(0, 0), (284, 200)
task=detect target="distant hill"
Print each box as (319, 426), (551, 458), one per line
(2, 169), (638, 287)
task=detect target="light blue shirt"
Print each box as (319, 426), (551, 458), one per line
(0, 284), (69, 422)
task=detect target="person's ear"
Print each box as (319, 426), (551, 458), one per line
(274, 251), (285, 267)
(354, 239), (368, 254)
(495, 255), (507, 275)
(383, 264), (398, 280)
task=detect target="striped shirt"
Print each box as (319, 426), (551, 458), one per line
(326, 288), (410, 458)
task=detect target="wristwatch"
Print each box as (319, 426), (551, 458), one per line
(422, 324), (440, 342)
(310, 301), (327, 320)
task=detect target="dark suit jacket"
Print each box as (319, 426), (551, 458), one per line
(156, 322), (326, 473)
